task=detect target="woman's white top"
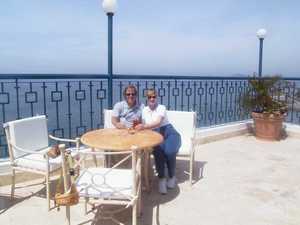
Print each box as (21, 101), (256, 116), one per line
(142, 104), (169, 128)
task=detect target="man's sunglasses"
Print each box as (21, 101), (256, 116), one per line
(126, 93), (136, 97)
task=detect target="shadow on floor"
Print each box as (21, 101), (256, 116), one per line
(0, 194), (26, 215)
(175, 158), (207, 185)
(0, 158), (207, 224)
(0, 176), (61, 214)
(139, 158), (207, 225)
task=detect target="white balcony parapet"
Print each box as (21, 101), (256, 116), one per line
(1, 121), (300, 175)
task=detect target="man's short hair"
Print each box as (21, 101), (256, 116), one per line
(123, 85), (138, 98)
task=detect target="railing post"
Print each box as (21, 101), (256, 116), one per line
(15, 78), (20, 119)
(107, 13), (114, 109)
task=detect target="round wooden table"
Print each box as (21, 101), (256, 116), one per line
(81, 128), (163, 191)
(81, 128), (163, 151)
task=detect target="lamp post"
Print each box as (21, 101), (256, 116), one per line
(256, 28), (267, 77)
(102, 0), (117, 109)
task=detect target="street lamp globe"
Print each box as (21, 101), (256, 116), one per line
(256, 28), (267, 39)
(102, 0), (117, 14)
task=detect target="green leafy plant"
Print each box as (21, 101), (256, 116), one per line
(241, 75), (288, 115)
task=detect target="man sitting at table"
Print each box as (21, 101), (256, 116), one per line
(111, 85), (144, 129)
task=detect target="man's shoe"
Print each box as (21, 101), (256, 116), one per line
(158, 178), (167, 194)
(167, 176), (176, 189)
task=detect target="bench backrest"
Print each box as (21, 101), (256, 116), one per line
(103, 109), (196, 155)
(104, 109), (114, 128)
(166, 111), (196, 155)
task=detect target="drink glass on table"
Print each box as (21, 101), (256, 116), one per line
(128, 119), (139, 134)
(133, 119), (140, 129)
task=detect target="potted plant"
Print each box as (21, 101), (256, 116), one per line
(241, 75), (288, 141)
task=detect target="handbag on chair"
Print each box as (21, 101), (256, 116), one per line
(47, 145), (61, 158)
(55, 183), (79, 206)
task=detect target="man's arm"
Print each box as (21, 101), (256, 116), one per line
(111, 102), (126, 129)
(111, 116), (126, 129)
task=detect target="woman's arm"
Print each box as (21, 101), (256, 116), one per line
(135, 104), (167, 130)
(137, 116), (163, 130)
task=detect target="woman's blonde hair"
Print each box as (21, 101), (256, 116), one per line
(146, 89), (157, 97)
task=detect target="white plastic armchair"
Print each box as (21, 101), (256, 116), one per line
(60, 146), (142, 225)
(3, 115), (84, 210)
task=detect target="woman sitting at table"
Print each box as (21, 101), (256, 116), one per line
(135, 89), (181, 194)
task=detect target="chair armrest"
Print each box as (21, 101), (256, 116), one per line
(49, 134), (80, 144)
(8, 141), (47, 156)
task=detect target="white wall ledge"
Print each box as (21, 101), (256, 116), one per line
(195, 120), (300, 144)
(196, 120), (253, 144)
(0, 160), (11, 175)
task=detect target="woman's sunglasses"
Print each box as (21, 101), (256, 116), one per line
(147, 95), (156, 99)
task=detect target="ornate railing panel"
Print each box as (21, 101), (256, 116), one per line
(112, 76), (251, 127)
(0, 75), (108, 158)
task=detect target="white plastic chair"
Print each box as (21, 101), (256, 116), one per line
(60, 147), (142, 225)
(3, 115), (83, 210)
(166, 111), (197, 185)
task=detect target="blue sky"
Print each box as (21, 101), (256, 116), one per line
(0, 0), (299, 76)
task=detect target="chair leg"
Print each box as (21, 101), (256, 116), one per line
(132, 203), (137, 225)
(148, 154), (154, 180)
(46, 173), (51, 211)
(91, 148), (98, 167)
(66, 206), (71, 225)
(84, 197), (88, 215)
(11, 169), (15, 200)
(189, 152), (194, 186)
(143, 151), (150, 192)
(137, 190), (142, 218)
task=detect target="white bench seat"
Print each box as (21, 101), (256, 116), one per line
(103, 109), (197, 185)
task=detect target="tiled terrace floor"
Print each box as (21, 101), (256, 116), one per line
(1, 134), (300, 225)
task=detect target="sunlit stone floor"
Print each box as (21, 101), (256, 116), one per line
(1, 134), (300, 225)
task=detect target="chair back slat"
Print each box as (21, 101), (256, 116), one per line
(103, 109), (196, 155)
(7, 115), (49, 158)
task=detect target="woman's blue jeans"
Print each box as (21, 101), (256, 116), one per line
(153, 124), (181, 178)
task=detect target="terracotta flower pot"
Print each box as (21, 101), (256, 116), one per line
(251, 112), (285, 141)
